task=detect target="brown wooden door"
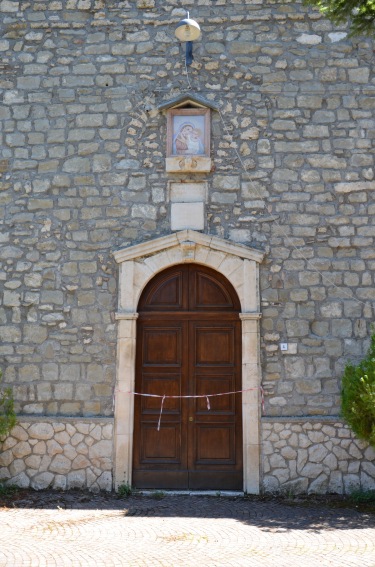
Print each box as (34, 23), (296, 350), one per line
(132, 265), (243, 490)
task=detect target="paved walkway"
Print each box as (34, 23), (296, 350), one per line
(0, 492), (374, 566)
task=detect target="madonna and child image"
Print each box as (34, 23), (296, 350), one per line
(172, 115), (205, 156)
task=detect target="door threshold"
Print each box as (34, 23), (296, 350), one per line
(135, 490), (244, 497)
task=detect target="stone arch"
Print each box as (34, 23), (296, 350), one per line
(113, 230), (264, 493)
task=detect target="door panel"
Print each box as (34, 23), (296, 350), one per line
(133, 320), (187, 488)
(195, 327), (234, 365)
(143, 328), (182, 366)
(135, 470), (189, 489)
(140, 268), (188, 311)
(188, 471), (243, 490)
(193, 271), (235, 309)
(195, 376), (235, 413)
(195, 425), (235, 462)
(141, 424), (181, 461)
(141, 375), (181, 414)
(133, 265), (242, 490)
(147, 274), (182, 308)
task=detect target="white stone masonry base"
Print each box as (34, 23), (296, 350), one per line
(262, 418), (375, 494)
(0, 418), (114, 492)
(2, 417), (375, 494)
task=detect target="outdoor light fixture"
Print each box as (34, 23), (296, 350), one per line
(175, 11), (201, 66)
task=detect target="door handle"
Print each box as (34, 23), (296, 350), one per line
(189, 417), (193, 422)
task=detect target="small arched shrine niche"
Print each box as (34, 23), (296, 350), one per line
(158, 94), (217, 173)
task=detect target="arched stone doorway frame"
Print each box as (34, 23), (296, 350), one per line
(113, 230), (264, 493)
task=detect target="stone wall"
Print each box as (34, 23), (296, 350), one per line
(0, 418), (113, 491)
(262, 418), (375, 494)
(0, 1), (374, 419)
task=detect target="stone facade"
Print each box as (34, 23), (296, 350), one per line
(0, 418), (113, 491)
(0, 0), (374, 492)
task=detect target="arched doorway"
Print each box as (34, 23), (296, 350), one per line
(132, 264), (243, 490)
(113, 230), (264, 493)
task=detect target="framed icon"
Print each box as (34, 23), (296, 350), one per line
(167, 108), (210, 158)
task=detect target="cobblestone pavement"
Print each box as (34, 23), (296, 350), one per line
(0, 492), (374, 567)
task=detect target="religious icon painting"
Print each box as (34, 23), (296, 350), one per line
(166, 107), (211, 173)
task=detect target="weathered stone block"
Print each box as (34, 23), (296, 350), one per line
(0, 326), (21, 343)
(285, 320), (309, 337)
(296, 34), (322, 45)
(3, 291), (21, 307)
(60, 365), (81, 382)
(29, 423), (54, 440)
(12, 442), (32, 459)
(295, 380), (321, 394)
(348, 68), (370, 83)
(50, 455), (71, 474)
(63, 157), (90, 173)
(0, 450), (13, 467)
(54, 383), (74, 400)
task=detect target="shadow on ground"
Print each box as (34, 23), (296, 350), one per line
(1, 489), (374, 532)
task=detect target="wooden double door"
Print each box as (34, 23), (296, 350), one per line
(133, 264), (243, 490)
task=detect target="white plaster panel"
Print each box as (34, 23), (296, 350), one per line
(170, 182), (207, 202)
(171, 202), (205, 231)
